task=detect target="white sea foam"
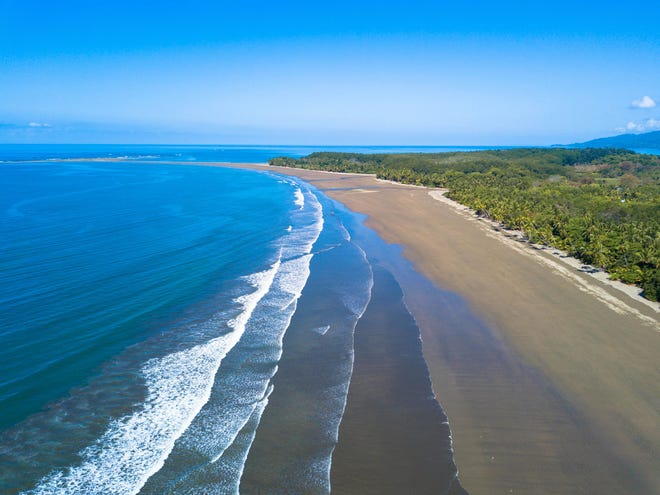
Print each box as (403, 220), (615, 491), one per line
(208, 383), (274, 466)
(294, 188), (305, 209)
(311, 325), (331, 335)
(207, 385), (274, 495)
(114, 155), (160, 160)
(337, 222), (351, 241)
(230, 384), (272, 484)
(24, 261), (281, 495)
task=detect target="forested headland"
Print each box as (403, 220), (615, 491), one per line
(270, 148), (660, 301)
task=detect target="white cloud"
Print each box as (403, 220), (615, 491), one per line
(27, 122), (51, 127)
(630, 95), (656, 109)
(616, 117), (660, 133)
(621, 122), (643, 132)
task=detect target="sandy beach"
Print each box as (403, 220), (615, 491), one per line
(209, 162), (659, 494)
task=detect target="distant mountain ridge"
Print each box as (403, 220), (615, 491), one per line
(568, 130), (660, 149)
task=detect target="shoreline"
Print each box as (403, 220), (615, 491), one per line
(208, 162), (659, 493)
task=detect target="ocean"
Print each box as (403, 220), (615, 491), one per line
(0, 145), (467, 494)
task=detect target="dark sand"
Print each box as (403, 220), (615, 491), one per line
(331, 266), (462, 495)
(210, 163), (660, 494)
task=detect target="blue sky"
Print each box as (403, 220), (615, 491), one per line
(1, 0), (659, 144)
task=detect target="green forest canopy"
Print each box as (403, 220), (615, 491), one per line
(270, 148), (660, 301)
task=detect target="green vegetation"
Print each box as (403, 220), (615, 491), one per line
(270, 148), (660, 301)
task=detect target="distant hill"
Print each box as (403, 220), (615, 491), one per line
(569, 130), (660, 149)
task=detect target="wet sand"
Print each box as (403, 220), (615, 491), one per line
(331, 266), (462, 495)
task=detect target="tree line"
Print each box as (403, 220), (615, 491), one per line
(270, 148), (660, 301)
